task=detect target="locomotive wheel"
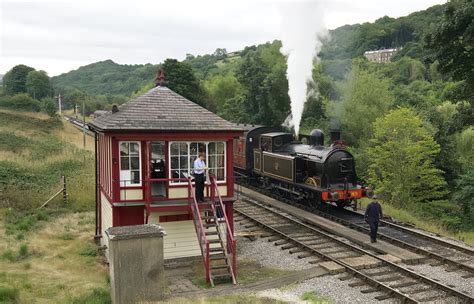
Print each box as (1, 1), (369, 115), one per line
(336, 200), (345, 209)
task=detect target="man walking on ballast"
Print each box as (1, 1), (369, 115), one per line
(365, 191), (383, 243)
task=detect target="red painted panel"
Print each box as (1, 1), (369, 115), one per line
(159, 213), (193, 222)
(226, 139), (235, 198)
(114, 206), (145, 226)
(104, 131), (242, 141)
(112, 137), (120, 202)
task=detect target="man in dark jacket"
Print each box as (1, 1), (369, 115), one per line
(365, 191), (383, 243)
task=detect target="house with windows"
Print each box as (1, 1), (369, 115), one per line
(89, 85), (244, 281)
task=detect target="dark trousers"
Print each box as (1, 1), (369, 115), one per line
(194, 174), (205, 202)
(368, 221), (379, 241)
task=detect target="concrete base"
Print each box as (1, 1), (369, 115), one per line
(319, 261), (345, 274)
(239, 187), (423, 263)
(106, 224), (167, 304)
(340, 255), (382, 269)
(377, 254), (402, 264)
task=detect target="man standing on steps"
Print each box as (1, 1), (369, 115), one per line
(193, 152), (208, 203)
(365, 191), (383, 243)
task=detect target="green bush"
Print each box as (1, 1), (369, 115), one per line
(0, 93), (41, 112)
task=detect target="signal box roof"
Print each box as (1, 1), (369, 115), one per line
(89, 86), (245, 132)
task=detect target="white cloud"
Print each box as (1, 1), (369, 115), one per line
(0, 0), (446, 76)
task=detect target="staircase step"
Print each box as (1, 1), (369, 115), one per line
(211, 265), (229, 270)
(210, 254), (226, 260)
(209, 239), (221, 244)
(213, 274), (231, 279)
(205, 231), (219, 236)
(210, 247), (224, 252)
(205, 223), (217, 228)
(202, 216), (215, 220)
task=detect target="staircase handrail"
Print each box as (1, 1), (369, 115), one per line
(187, 177), (211, 284)
(209, 175), (236, 281)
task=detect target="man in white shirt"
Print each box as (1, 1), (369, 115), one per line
(193, 152), (208, 202)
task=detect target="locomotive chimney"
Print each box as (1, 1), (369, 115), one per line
(309, 129), (324, 146)
(329, 118), (341, 143)
(330, 129), (341, 142)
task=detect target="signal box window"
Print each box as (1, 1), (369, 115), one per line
(120, 141), (141, 186)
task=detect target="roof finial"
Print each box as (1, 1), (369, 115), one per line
(155, 69), (165, 87)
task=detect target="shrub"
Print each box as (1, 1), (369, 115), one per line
(0, 93), (41, 112)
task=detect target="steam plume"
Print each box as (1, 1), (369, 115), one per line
(279, 1), (325, 136)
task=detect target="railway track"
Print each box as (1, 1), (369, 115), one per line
(234, 197), (474, 303)
(235, 180), (474, 281)
(310, 205), (474, 278)
(63, 115), (94, 136)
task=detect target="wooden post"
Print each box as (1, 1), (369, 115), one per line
(62, 175), (68, 205)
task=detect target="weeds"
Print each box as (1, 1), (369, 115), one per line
(1, 244), (30, 262)
(79, 244), (97, 257)
(0, 286), (19, 303)
(301, 291), (333, 304)
(71, 288), (111, 304)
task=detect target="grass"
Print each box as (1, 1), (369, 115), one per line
(160, 294), (286, 304)
(359, 198), (474, 246)
(0, 109), (95, 211)
(0, 286), (20, 303)
(192, 258), (292, 289)
(301, 291), (333, 304)
(70, 288), (111, 304)
(0, 212), (109, 303)
(0, 109), (107, 303)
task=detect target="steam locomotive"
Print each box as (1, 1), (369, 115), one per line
(234, 126), (368, 208)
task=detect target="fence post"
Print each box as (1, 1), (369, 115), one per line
(62, 175), (68, 205)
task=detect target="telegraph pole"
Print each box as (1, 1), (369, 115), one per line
(82, 99), (86, 149)
(58, 93), (62, 115)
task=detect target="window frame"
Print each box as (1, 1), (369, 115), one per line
(119, 141), (142, 187)
(168, 141), (227, 185)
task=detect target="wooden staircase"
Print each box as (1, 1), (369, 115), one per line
(189, 176), (237, 287)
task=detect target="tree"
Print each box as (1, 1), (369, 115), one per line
(161, 59), (206, 107)
(3, 65), (35, 95)
(26, 70), (51, 99)
(339, 64), (394, 146)
(41, 97), (57, 117)
(368, 108), (447, 208)
(203, 74), (242, 113)
(235, 41), (290, 126)
(453, 166), (474, 229)
(425, 0), (474, 99)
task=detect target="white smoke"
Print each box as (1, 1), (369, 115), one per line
(278, 1), (326, 136)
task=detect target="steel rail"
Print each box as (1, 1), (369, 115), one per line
(235, 182), (474, 277)
(235, 197), (474, 303)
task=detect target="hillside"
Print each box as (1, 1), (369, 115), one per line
(52, 60), (157, 96)
(51, 4), (445, 98)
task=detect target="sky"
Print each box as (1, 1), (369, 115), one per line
(0, 0), (446, 76)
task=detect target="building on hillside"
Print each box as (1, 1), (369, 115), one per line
(88, 83), (244, 284)
(364, 47), (402, 63)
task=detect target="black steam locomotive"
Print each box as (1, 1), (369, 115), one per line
(234, 126), (368, 208)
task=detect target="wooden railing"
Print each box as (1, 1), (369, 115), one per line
(210, 175), (237, 282)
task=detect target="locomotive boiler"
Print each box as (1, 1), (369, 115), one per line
(234, 126), (368, 208)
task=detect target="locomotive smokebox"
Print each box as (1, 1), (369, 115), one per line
(309, 129), (324, 146)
